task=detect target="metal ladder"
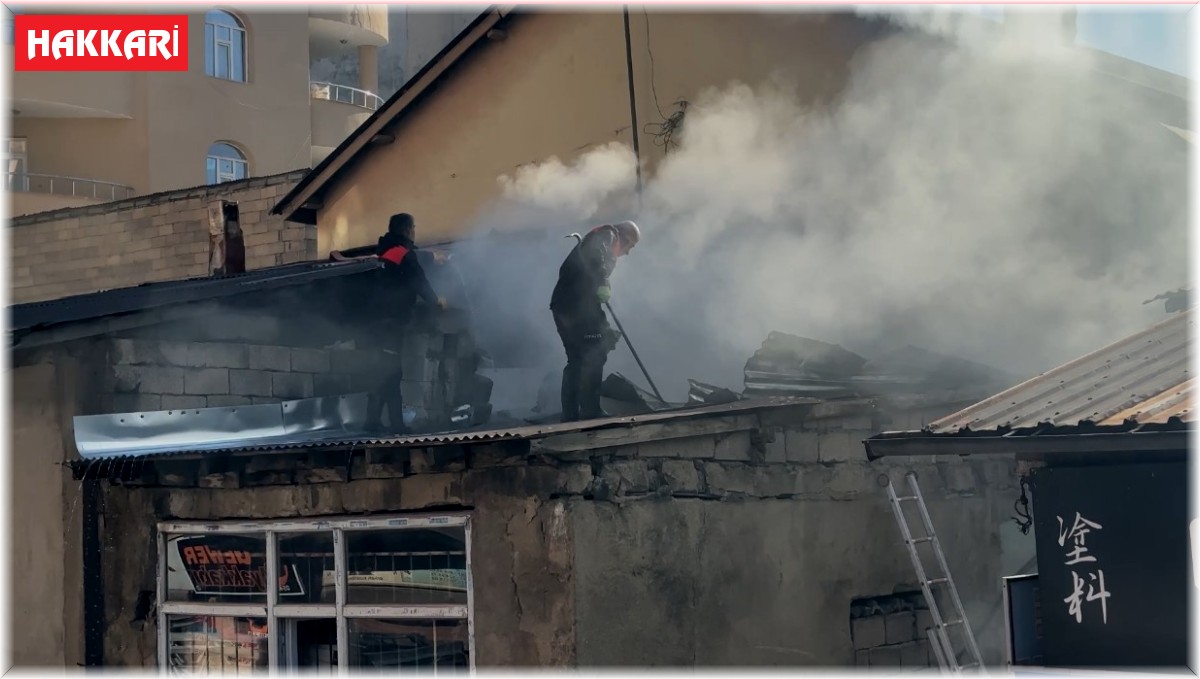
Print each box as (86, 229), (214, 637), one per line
(880, 471), (985, 674)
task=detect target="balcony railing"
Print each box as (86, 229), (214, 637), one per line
(309, 81), (384, 111)
(5, 172), (135, 201)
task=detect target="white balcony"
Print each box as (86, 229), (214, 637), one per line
(309, 81), (384, 111)
(6, 172), (135, 215)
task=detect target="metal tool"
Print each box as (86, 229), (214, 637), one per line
(565, 233), (666, 403)
(880, 471), (985, 674)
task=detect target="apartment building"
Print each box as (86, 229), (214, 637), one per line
(6, 5), (388, 216)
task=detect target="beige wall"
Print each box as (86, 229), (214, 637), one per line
(314, 11), (878, 253)
(9, 10), (313, 199)
(10, 171), (314, 304)
(9, 359), (83, 667)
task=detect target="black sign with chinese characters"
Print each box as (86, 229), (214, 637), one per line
(1030, 461), (1188, 667)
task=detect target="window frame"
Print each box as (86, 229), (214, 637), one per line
(205, 142), (249, 185)
(203, 9), (247, 83)
(156, 513), (476, 675)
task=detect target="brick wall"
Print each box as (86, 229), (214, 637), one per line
(10, 170), (315, 304)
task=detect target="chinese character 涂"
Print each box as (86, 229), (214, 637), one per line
(1057, 511), (1109, 625)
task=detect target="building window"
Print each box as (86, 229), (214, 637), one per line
(206, 142), (248, 185)
(158, 514), (474, 673)
(5, 138), (27, 191)
(204, 9), (247, 82)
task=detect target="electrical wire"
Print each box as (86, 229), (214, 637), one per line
(640, 8), (687, 153)
(1011, 475), (1033, 535)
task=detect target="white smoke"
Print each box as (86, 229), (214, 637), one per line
(457, 8), (1190, 404)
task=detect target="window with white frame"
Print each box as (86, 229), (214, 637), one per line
(206, 142), (248, 185)
(157, 514), (474, 674)
(204, 9), (247, 82)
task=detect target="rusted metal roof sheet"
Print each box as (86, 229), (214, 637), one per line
(73, 393), (818, 461)
(928, 308), (1193, 434)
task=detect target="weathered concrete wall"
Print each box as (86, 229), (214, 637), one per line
(10, 170), (313, 304)
(566, 405), (1027, 667)
(91, 400), (1031, 668)
(98, 449), (581, 667)
(9, 359), (87, 667)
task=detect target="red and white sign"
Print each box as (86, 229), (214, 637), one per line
(14, 14), (189, 72)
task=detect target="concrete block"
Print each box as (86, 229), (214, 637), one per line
(852, 616), (886, 649)
(272, 372), (313, 400)
(299, 467), (349, 484)
(207, 395), (251, 407)
(290, 348), (330, 373)
(184, 368), (230, 395)
(313, 373), (352, 397)
(230, 369), (274, 397)
(979, 459), (1016, 487)
(784, 428), (820, 463)
(885, 611), (916, 644)
(900, 642), (930, 668)
(819, 431), (869, 463)
(110, 393), (162, 413)
(660, 460), (703, 494)
(557, 464), (594, 495)
(398, 473), (464, 510)
(828, 463), (872, 496)
(248, 344), (290, 371)
(855, 649), (870, 667)
(638, 435), (716, 459)
(198, 472), (240, 489)
(762, 428), (786, 464)
(915, 610), (933, 639)
(704, 462), (756, 496)
(713, 431), (752, 462)
(601, 460), (652, 495)
(755, 466), (802, 497)
(161, 395), (207, 410)
(869, 646), (902, 667)
(187, 342), (248, 369)
(112, 365), (184, 395)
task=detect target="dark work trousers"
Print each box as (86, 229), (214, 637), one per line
(553, 310), (608, 422)
(365, 330), (407, 433)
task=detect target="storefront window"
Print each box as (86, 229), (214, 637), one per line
(157, 515), (473, 674)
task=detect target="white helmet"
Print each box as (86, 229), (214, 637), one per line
(613, 220), (641, 249)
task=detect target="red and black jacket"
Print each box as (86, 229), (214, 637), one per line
(372, 232), (440, 324)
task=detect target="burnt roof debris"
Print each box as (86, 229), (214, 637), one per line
(742, 331), (1011, 400)
(600, 373), (674, 416)
(687, 379), (742, 407)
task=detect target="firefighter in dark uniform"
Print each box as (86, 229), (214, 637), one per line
(353, 213), (447, 434)
(550, 220), (641, 422)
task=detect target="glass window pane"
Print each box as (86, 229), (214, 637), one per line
(345, 528), (468, 606)
(216, 43), (230, 79)
(166, 615), (268, 673)
(287, 618), (339, 669)
(347, 618), (469, 672)
(275, 532), (333, 604)
(216, 25), (231, 42)
(233, 160), (248, 180)
(232, 33), (245, 82)
(206, 157), (217, 185)
(218, 159), (234, 178)
(165, 533), (268, 603)
(204, 24), (214, 76)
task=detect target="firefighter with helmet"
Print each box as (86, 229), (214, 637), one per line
(549, 220), (641, 422)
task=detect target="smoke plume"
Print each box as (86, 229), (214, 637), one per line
(455, 8), (1190, 404)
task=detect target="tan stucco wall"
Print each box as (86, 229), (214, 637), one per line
(314, 11), (878, 253)
(9, 360), (83, 667)
(9, 10), (316, 197)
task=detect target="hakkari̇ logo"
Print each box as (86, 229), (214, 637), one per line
(14, 14), (190, 71)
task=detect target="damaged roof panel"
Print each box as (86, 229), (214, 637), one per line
(927, 308), (1193, 434)
(73, 393), (819, 461)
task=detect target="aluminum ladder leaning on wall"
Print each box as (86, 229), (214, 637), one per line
(879, 472), (985, 674)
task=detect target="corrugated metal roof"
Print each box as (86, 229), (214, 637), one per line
(11, 259), (381, 333)
(73, 393), (818, 461)
(928, 308), (1193, 434)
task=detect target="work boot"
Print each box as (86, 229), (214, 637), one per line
(560, 364), (580, 422)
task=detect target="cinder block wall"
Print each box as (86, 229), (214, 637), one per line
(10, 170), (314, 304)
(100, 330), (482, 427)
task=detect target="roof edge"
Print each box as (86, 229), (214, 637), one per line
(272, 6), (512, 222)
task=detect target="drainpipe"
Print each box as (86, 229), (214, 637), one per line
(622, 5), (643, 199)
